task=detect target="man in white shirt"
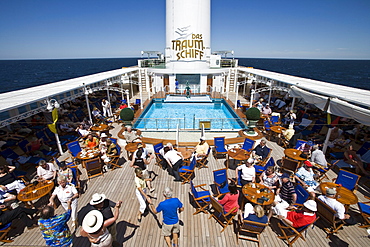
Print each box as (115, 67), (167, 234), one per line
(37, 160), (57, 181)
(318, 188), (355, 224)
(310, 145), (327, 167)
(49, 175), (79, 228)
(164, 147), (184, 182)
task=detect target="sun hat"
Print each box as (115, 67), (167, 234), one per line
(82, 210), (104, 233)
(326, 188), (337, 196)
(304, 161), (313, 167)
(90, 193), (106, 205)
(247, 158), (254, 163)
(200, 136), (205, 141)
(137, 143), (143, 148)
(100, 133), (108, 138)
(303, 200), (317, 212)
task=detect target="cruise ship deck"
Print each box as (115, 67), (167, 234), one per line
(4, 122), (370, 247)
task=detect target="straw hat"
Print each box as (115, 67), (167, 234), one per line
(303, 200), (317, 212)
(82, 210), (104, 233)
(90, 193), (106, 205)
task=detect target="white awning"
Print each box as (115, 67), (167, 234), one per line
(328, 98), (370, 126)
(289, 86), (328, 111)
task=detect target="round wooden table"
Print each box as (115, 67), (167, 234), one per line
(17, 180), (54, 207)
(77, 148), (101, 160)
(284, 148), (306, 161)
(227, 148), (250, 169)
(177, 147), (193, 160)
(242, 183), (275, 206)
(319, 182), (358, 205)
(125, 142), (146, 153)
(270, 126), (286, 134)
(91, 124), (109, 132)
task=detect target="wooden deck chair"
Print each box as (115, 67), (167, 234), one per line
(179, 157), (196, 184)
(239, 138), (255, 153)
(277, 217), (318, 246)
(189, 181), (210, 215)
(0, 148), (44, 166)
(53, 157), (80, 189)
(263, 120), (272, 140)
(281, 157), (300, 174)
(209, 196), (237, 232)
(316, 160), (339, 182)
(153, 142), (164, 168)
(294, 184), (310, 207)
(294, 139), (307, 149)
(236, 214), (268, 246)
(66, 141), (82, 162)
(106, 138), (122, 170)
(212, 168), (230, 197)
(213, 136), (227, 159)
(332, 169), (360, 192)
(0, 222), (13, 243)
(358, 196), (370, 228)
(83, 157), (103, 180)
(315, 198), (344, 237)
(197, 147), (211, 169)
(270, 115), (281, 126)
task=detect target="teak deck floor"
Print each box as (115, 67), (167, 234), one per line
(3, 126), (370, 247)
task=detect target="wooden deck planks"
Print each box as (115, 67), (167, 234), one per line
(4, 124), (370, 247)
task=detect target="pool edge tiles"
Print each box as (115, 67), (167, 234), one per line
(133, 97), (246, 130)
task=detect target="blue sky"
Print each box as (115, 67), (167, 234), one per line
(0, 0), (369, 59)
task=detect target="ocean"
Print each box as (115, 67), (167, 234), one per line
(0, 58), (369, 94)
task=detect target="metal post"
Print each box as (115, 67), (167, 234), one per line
(85, 93), (93, 124)
(235, 82), (239, 109)
(322, 127), (333, 154)
(106, 85), (113, 117)
(250, 89), (255, 107)
(291, 97), (296, 110)
(139, 79), (143, 109)
(54, 133), (63, 155)
(126, 90), (130, 108)
(268, 83), (272, 105)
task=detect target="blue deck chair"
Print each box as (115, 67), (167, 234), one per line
(153, 143), (164, 168)
(135, 99), (141, 105)
(18, 139), (57, 157)
(107, 138), (122, 170)
(358, 197), (370, 228)
(36, 130), (56, 146)
(294, 139), (307, 150)
(214, 136), (227, 158)
(254, 165), (266, 176)
(237, 100), (241, 108)
(294, 184), (310, 206)
(333, 169), (360, 192)
(357, 141), (370, 156)
(265, 157), (275, 168)
(179, 157), (197, 184)
(212, 168), (230, 197)
(0, 148), (44, 166)
(190, 181), (211, 215)
(240, 138), (255, 153)
(197, 147), (211, 169)
(67, 141), (82, 161)
(263, 120), (271, 140)
(270, 115), (281, 126)
(0, 222), (13, 243)
(54, 157), (80, 189)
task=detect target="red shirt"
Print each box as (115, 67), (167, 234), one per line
(218, 192), (239, 213)
(286, 211), (316, 228)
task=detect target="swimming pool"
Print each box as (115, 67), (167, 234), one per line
(134, 99), (246, 130)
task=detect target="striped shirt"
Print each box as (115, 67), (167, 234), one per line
(280, 181), (296, 204)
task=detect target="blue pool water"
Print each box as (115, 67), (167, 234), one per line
(134, 100), (245, 130)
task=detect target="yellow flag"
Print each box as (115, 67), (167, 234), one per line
(48, 108), (59, 134)
(326, 113), (331, 125)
